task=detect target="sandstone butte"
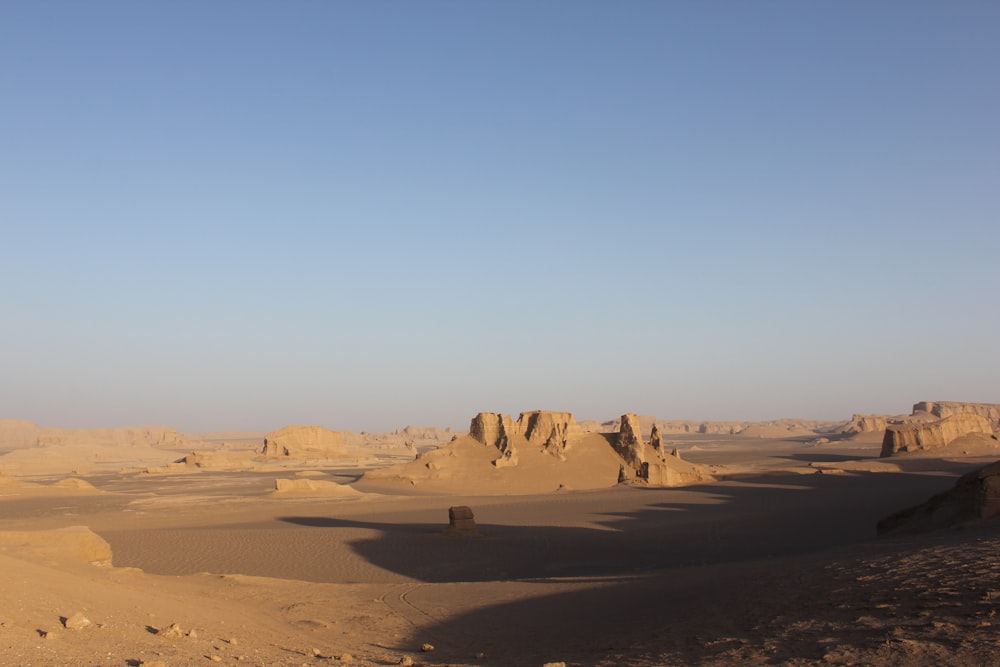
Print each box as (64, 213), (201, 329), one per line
(880, 413), (995, 457)
(260, 425), (345, 458)
(913, 400), (1000, 429)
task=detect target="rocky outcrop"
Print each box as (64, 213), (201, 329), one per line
(446, 506), (477, 536)
(649, 424), (663, 452)
(878, 460), (1000, 535)
(880, 414), (994, 457)
(470, 410), (579, 462)
(842, 414), (890, 434)
(469, 412), (513, 452)
(613, 413), (713, 487)
(914, 401), (1000, 430)
(616, 413), (646, 470)
(261, 425), (345, 458)
(641, 459), (713, 487)
(515, 410), (579, 451)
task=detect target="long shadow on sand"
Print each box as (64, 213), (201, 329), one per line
(279, 469), (953, 583)
(283, 469), (967, 665)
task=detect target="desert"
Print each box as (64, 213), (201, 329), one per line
(1, 404), (1000, 666)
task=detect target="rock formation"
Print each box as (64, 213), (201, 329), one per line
(913, 401), (1000, 430)
(614, 413), (713, 487)
(515, 410), (580, 452)
(469, 412), (514, 452)
(880, 413), (994, 457)
(842, 414), (890, 434)
(640, 458), (712, 487)
(649, 424), (663, 452)
(446, 506), (477, 536)
(615, 413), (647, 470)
(261, 425), (345, 458)
(470, 410), (579, 463)
(878, 460), (1000, 535)
(0, 421), (192, 450)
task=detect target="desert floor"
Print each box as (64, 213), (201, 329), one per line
(2, 435), (1000, 667)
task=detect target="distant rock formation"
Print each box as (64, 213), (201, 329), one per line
(878, 460), (1000, 535)
(880, 413), (994, 457)
(914, 401), (1000, 430)
(0, 421), (192, 450)
(842, 414), (890, 434)
(261, 425), (345, 458)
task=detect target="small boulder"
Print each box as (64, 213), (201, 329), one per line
(63, 612), (91, 630)
(447, 506), (477, 536)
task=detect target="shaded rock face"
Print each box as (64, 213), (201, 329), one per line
(469, 412), (513, 453)
(261, 425), (345, 458)
(649, 424), (663, 452)
(515, 410), (579, 451)
(880, 413), (994, 457)
(447, 506), (477, 535)
(914, 401), (1000, 430)
(616, 413), (646, 470)
(878, 460), (1000, 535)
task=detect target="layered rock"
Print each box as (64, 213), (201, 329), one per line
(880, 413), (994, 457)
(914, 401), (1000, 430)
(261, 425), (345, 458)
(878, 460), (1000, 535)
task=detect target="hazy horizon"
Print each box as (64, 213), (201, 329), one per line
(3, 2), (998, 433)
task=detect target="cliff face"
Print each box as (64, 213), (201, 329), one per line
(880, 413), (994, 457)
(469, 412), (514, 452)
(261, 425), (345, 458)
(914, 402), (1000, 430)
(470, 410), (579, 453)
(514, 410), (580, 451)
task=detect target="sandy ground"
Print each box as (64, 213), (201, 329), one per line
(1, 434), (1000, 666)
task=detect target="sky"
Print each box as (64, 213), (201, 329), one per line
(2, 1), (998, 433)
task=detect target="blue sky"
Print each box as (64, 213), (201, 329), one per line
(2, 1), (998, 432)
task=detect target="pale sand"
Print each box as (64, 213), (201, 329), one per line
(1, 434), (1000, 666)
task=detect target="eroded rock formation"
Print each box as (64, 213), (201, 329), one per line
(469, 412), (513, 452)
(880, 413), (994, 457)
(843, 414), (890, 434)
(878, 460), (1000, 535)
(914, 401), (1000, 430)
(649, 424), (663, 452)
(616, 413), (646, 470)
(261, 425), (345, 458)
(470, 410), (579, 463)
